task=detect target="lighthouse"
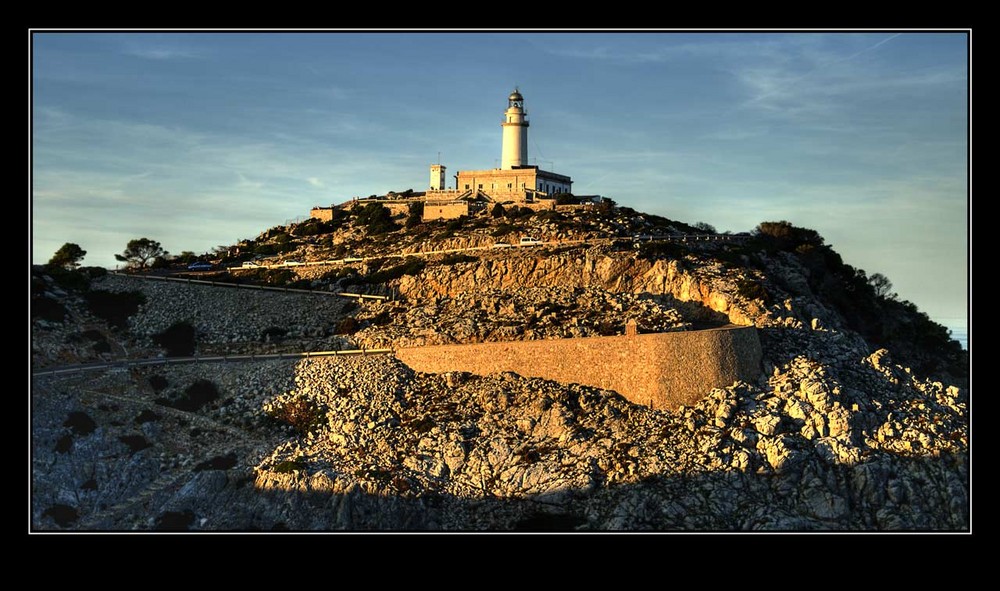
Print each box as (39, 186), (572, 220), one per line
(451, 88), (572, 207)
(500, 88), (529, 169)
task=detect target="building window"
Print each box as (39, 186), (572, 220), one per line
(464, 184), (469, 190)
(478, 184), (483, 190)
(508, 183), (512, 189)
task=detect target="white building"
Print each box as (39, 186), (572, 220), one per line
(424, 89), (574, 220)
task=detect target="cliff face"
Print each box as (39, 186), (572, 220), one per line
(397, 252), (771, 328)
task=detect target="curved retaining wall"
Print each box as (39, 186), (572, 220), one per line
(395, 326), (762, 410)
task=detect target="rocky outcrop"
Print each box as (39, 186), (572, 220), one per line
(396, 250), (773, 327)
(32, 325), (968, 530)
(352, 286), (689, 349)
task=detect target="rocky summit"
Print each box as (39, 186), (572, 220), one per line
(30, 206), (969, 531)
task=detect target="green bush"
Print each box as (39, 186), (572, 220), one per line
(754, 221), (824, 252)
(492, 223), (517, 237)
(268, 398), (327, 435)
(261, 326), (287, 342)
(156, 379), (219, 412)
(64, 411), (96, 435)
(154, 510), (194, 531)
(356, 202), (399, 235)
(445, 216), (467, 232)
(636, 241), (689, 262)
(152, 321), (196, 357)
(736, 279), (770, 304)
(361, 257), (425, 284)
(119, 434), (151, 453)
(193, 453), (237, 472)
(84, 290), (146, 330)
(148, 374), (168, 392)
(439, 253), (478, 265)
(273, 458), (307, 473)
(32, 296), (66, 322)
(320, 267), (358, 282)
(334, 317), (360, 335)
(43, 504), (79, 527)
(47, 267), (91, 292)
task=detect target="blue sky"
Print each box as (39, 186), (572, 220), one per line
(31, 31), (969, 332)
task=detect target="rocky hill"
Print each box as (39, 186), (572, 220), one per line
(30, 202), (969, 531)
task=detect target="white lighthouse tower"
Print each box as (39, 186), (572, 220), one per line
(500, 88), (529, 169)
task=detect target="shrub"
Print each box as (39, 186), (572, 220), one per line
(439, 253), (478, 265)
(81, 266), (107, 280)
(356, 202), (399, 235)
(152, 321), (196, 357)
(754, 221), (824, 252)
(445, 216), (466, 232)
(84, 290), (146, 330)
(134, 410), (160, 424)
(64, 411), (96, 436)
(491, 203), (506, 218)
(361, 257), (426, 284)
(636, 241), (689, 262)
(597, 320), (618, 336)
(43, 504), (79, 527)
(32, 296), (66, 322)
(273, 458), (307, 473)
(154, 510), (195, 531)
(148, 374), (169, 392)
(261, 326), (287, 342)
(334, 317), (360, 335)
(492, 223), (517, 237)
(193, 453), (237, 472)
(320, 267), (358, 282)
(268, 398), (327, 435)
(156, 379), (219, 412)
(47, 266), (91, 292)
(118, 434), (151, 453)
(54, 434), (73, 453)
(736, 279), (770, 304)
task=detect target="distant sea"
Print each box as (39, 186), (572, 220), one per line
(938, 319), (968, 351)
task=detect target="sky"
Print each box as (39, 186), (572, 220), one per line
(31, 31), (969, 335)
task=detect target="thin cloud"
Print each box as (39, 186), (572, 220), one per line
(123, 44), (202, 61)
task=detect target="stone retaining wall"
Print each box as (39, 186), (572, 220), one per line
(396, 326), (762, 410)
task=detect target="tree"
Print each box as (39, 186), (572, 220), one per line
(868, 272), (897, 300)
(175, 251), (198, 264)
(355, 202), (398, 235)
(754, 221), (824, 251)
(693, 222), (716, 233)
(115, 238), (167, 270)
(491, 203), (506, 218)
(48, 243), (86, 270)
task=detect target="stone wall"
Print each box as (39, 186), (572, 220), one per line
(310, 207), (334, 222)
(396, 326), (762, 410)
(423, 201), (470, 221)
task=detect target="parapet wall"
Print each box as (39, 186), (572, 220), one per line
(396, 326), (762, 410)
